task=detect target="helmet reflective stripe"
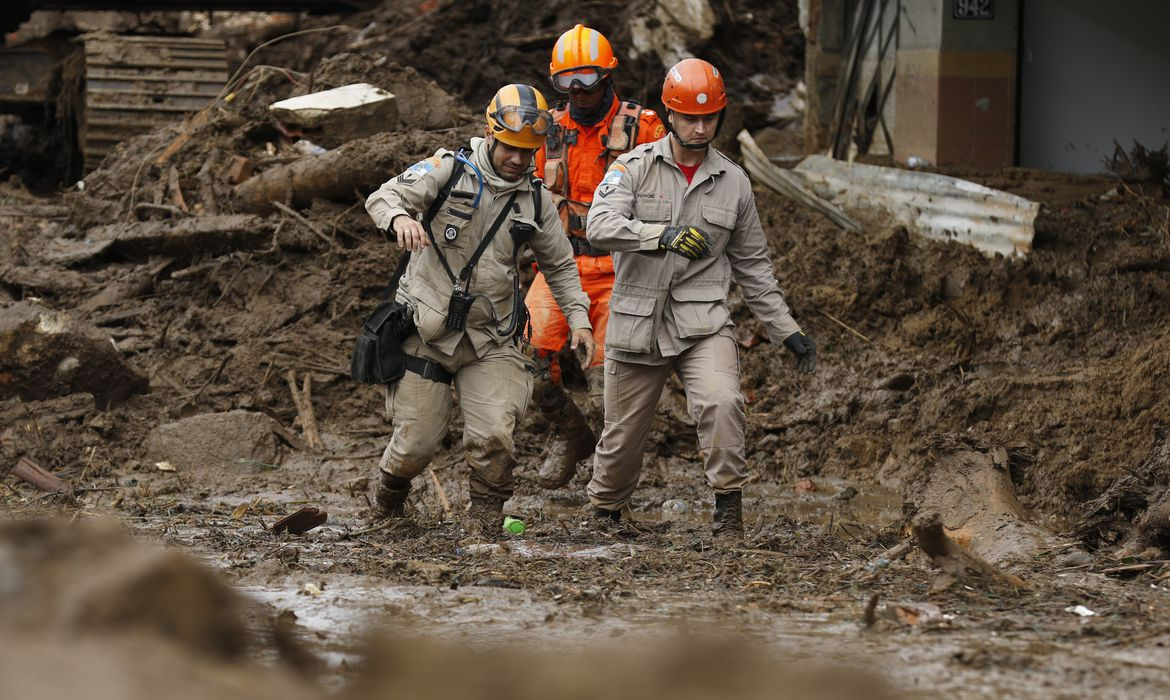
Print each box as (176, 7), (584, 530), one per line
(588, 30), (600, 62)
(517, 83), (538, 110)
(556, 37), (567, 64)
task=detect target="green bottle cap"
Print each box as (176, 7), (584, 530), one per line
(502, 516), (525, 534)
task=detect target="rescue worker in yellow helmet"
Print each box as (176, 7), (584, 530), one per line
(364, 83), (594, 540)
(584, 59), (817, 540)
(526, 24), (666, 490)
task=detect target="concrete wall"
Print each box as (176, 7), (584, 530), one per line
(894, 0), (1018, 168)
(1019, 0), (1170, 173)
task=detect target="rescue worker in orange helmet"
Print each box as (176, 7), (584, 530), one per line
(526, 23), (665, 489)
(584, 59), (817, 540)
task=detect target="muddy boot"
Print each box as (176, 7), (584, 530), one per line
(373, 472), (412, 519)
(712, 491), (744, 542)
(533, 380), (596, 489)
(593, 507), (621, 524)
(463, 495), (506, 542)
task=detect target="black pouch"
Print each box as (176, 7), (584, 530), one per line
(350, 300), (415, 385)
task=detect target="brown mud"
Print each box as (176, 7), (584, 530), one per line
(3, 1), (1170, 698)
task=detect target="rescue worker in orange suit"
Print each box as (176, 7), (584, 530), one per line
(526, 24), (665, 489)
(584, 59), (818, 540)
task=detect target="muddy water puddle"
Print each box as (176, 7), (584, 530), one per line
(532, 476), (902, 531)
(241, 571), (1170, 699)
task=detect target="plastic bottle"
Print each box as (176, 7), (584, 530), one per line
(502, 516), (525, 535)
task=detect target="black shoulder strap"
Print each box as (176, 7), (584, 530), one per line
(422, 155), (466, 230)
(379, 155), (465, 300)
(459, 190), (519, 283)
(424, 189), (520, 286)
(530, 177), (543, 223)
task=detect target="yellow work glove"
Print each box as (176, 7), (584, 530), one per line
(658, 225), (714, 260)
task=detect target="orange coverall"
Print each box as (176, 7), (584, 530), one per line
(526, 96), (665, 368)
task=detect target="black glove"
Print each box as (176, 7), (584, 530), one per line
(783, 331), (817, 374)
(658, 225), (713, 260)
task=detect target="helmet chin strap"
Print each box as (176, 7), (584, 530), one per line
(672, 132), (713, 151)
(666, 109), (725, 150)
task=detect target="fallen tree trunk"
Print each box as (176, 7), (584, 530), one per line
(231, 130), (459, 213)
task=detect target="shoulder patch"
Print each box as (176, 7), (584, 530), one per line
(596, 163), (626, 199)
(396, 157), (440, 185)
(652, 123), (665, 139)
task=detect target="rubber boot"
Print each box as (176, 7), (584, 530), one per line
(583, 365), (605, 429)
(464, 495), (506, 542)
(533, 378), (596, 489)
(373, 472), (412, 519)
(712, 491), (744, 541)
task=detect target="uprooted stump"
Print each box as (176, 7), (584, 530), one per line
(908, 434), (1058, 567)
(1079, 427), (1170, 557)
(0, 301), (148, 409)
(912, 511), (1027, 589)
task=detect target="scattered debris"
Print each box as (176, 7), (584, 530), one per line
(12, 456), (72, 494)
(911, 511), (1027, 590)
(793, 478), (819, 493)
(285, 371), (323, 450)
(273, 507), (328, 536)
(627, 0), (716, 67)
(864, 594), (946, 628)
(270, 83), (398, 149)
(0, 301), (148, 408)
(1064, 605), (1096, 617)
(1079, 429), (1170, 558)
(1109, 140), (1169, 184)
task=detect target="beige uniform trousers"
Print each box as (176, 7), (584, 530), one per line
(586, 332), (747, 509)
(379, 333), (532, 500)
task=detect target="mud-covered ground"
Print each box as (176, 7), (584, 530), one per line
(4, 1), (1170, 698)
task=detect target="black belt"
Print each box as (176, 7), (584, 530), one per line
(568, 213), (588, 231)
(569, 236), (606, 257)
(405, 355), (453, 384)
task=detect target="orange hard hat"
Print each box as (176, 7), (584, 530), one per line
(661, 58), (727, 115)
(549, 24), (618, 75)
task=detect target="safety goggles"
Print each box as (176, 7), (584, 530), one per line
(550, 67), (609, 94)
(490, 104), (554, 135)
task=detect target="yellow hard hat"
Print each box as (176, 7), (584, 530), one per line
(486, 83), (553, 150)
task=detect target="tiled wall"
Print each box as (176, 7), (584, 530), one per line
(895, 49), (1016, 168)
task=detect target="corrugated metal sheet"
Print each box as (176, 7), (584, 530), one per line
(792, 155), (1041, 257)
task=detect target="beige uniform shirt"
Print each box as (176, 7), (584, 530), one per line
(366, 138), (591, 357)
(586, 136), (802, 365)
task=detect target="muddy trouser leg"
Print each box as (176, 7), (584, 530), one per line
(586, 357), (672, 511)
(675, 333), (748, 494)
(455, 341), (533, 501)
(379, 335), (453, 482)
